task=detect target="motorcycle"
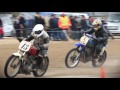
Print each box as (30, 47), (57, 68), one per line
(65, 32), (107, 68)
(4, 38), (49, 78)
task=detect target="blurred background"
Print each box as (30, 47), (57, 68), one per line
(0, 12), (120, 40)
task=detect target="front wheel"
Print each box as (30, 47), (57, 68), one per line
(4, 55), (21, 78)
(92, 51), (107, 67)
(33, 57), (49, 77)
(65, 48), (80, 68)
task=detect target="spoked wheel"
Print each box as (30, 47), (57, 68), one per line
(92, 51), (107, 67)
(4, 55), (21, 78)
(33, 57), (49, 77)
(65, 48), (80, 68)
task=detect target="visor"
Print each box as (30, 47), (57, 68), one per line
(35, 30), (43, 34)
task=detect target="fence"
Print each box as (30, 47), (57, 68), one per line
(14, 28), (83, 41)
(7, 28), (120, 40)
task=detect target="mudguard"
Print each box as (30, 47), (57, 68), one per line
(75, 43), (84, 47)
(13, 53), (22, 59)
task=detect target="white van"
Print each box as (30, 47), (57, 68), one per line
(106, 12), (120, 34)
(0, 14), (14, 37)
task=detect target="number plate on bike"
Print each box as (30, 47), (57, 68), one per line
(80, 35), (90, 45)
(19, 41), (32, 52)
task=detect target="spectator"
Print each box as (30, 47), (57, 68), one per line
(80, 15), (90, 31)
(70, 16), (79, 40)
(19, 15), (26, 37)
(58, 12), (72, 41)
(0, 26), (4, 39)
(49, 14), (60, 41)
(13, 17), (20, 37)
(25, 17), (35, 36)
(34, 12), (45, 26)
(44, 14), (51, 29)
(0, 19), (3, 27)
(86, 16), (95, 28)
(44, 14), (51, 38)
(0, 19), (4, 38)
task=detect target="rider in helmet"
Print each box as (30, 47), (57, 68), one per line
(25, 24), (49, 57)
(85, 19), (109, 59)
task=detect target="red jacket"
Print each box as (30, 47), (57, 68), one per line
(0, 27), (4, 34)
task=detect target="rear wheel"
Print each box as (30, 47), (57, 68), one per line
(33, 57), (49, 77)
(4, 55), (21, 78)
(92, 51), (107, 67)
(65, 48), (80, 68)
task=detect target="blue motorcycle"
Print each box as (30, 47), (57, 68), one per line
(65, 32), (107, 68)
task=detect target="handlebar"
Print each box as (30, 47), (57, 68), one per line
(85, 34), (97, 40)
(80, 29), (98, 40)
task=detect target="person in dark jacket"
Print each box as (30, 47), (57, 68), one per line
(0, 19), (3, 27)
(80, 15), (90, 31)
(0, 19), (4, 38)
(0, 26), (4, 38)
(49, 14), (60, 41)
(84, 19), (109, 60)
(86, 16), (95, 28)
(19, 15), (26, 37)
(70, 16), (79, 40)
(34, 12), (45, 26)
(14, 17), (21, 37)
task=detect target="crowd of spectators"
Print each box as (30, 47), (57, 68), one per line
(13, 12), (100, 41)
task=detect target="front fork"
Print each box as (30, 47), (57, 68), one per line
(79, 46), (86, 62)
(100, 46), (106, 56)
(11, 50), (26, 68)
(74, 46), (85, 61)
(10, 57), (21, 68)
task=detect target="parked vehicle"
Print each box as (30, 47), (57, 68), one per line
(0, 14), (14, 37)
(105, 12), (120, 35)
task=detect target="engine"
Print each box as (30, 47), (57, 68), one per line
(28, 47), (38, 56)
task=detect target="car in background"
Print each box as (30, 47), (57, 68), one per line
(105, 12), (120, 35)
(0, 14), (14, 37)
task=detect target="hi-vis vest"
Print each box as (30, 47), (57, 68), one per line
(58, 16), (71, 29)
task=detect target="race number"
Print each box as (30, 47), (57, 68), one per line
(19, 41), (32, 52)
(80, 35), (90, 45)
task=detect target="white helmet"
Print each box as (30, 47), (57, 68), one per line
(92, 19), (102, 26)
(92, 19), (102, 30)
(32, 24), (44, 37)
